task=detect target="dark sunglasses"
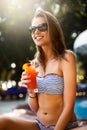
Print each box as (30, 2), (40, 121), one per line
(29, 23), (48, 34)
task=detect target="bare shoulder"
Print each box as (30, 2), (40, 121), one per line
(60, 50), (76, 75)
(64, 50), (76, 61)
(61, 50), (76, 66)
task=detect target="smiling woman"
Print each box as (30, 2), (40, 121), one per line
(0, 8), (78, 130)
(0, 7), (87, 130)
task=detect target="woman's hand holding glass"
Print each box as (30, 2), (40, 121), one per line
(21, 63), (38, 95)
(21, 71), (31, 88)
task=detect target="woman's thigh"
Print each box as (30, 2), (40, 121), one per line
(71, 126), (87, 130)
(0, 116), (40, 130)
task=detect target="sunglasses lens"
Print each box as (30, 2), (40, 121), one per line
(29, 27), (36, 34)
(38, 23), (48, 31)
(29, 23), (48, 34)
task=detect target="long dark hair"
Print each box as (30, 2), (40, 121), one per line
(31, 8), (66, 69)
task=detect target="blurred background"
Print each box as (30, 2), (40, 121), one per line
(0, 0), (87, 119)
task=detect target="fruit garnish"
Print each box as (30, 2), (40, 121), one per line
(22, 63), (37, 76)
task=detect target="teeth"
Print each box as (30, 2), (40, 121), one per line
(36, 36), (43, 40)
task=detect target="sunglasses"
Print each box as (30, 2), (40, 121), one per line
(29, 23), (48, 34)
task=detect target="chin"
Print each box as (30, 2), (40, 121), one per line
(35, 42), (44, 46)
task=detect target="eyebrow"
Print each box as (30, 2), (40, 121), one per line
(31, 23), (47, 27)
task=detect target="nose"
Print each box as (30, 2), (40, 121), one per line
(34, 28), (40, 34)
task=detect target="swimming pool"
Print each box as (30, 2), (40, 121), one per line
(74, 96), (87, 119)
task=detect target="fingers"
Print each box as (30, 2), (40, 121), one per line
(20, 71), (31, 88)
(21, 79), (30, 88)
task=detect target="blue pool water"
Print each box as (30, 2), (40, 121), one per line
(74, 96), (87, 118)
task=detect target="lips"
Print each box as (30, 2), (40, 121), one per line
(35, 36), (44, 41)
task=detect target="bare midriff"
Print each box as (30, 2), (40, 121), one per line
(36, 93), (76, 126)
(37, 94), (63, 125)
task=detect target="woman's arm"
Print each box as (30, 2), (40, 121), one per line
(28, 91), (39, 113)
(21, 71), (39, 113)
(54, 51), (77, 130)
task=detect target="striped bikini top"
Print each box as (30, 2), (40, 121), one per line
(36, 73), (64, 94)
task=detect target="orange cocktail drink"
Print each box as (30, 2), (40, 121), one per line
(22, 63), (38, 90)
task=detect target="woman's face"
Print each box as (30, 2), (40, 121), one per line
(30, 17), (51, 47)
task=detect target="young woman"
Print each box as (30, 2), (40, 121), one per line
(0, 8), (79, 130)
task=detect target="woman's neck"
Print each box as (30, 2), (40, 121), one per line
(42, 48), (54, 61)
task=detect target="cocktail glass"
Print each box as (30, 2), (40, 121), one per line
(22, 63), (38, 93)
